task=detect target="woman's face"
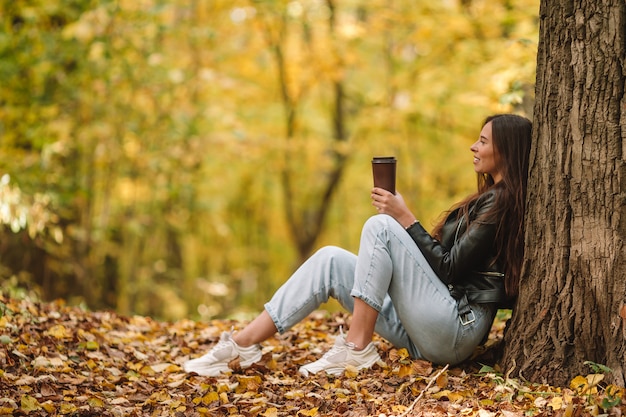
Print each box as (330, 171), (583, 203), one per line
(471, 121), (502, 183)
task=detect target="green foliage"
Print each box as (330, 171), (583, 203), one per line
(601, 385), (623, 410)
(585, 361), (613, 375)
(0, 0), (539, 320)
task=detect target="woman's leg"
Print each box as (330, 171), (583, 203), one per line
(232, 218), (430, 353)
(184, 246), (359, 376)
(262, 244), (416, 354)
(232, 310), (277, 347)
(350, 214), (494, 364)
(345, 299), (378, 350)
(299, 216), (434, 375)
(263, 246), (359, 334)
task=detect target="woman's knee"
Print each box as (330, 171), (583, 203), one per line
(311, 246), (356, 286)
(362, 214), (395, 234)
(313, 245), (353, 263)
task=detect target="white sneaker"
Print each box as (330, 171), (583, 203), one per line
(299, 329), (381, 376)
(183, 331), (262, 376)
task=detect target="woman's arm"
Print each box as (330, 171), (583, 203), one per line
(405, 193), (498, 284)
(371, 187), (499, 284)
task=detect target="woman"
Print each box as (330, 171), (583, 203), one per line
(184, 114), (532, 377)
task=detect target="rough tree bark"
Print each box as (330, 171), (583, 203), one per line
(502, 0), (626, 386)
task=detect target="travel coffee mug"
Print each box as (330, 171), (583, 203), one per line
(372, 156), (396, 194)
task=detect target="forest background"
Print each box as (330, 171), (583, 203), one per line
(0, 0), (539, 322)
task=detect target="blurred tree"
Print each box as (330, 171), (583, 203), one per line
(253, 0), (352, 261)
(0, 0), (539, 320)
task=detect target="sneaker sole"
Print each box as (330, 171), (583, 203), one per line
(183, 361), (231, 377)
(184, 351), (262, 376)
(299, 355), (380, 377)
(239, 351), (263, 368)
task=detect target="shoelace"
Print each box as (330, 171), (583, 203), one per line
(321, 326), (357, 358)
(212, 328), (234, 351)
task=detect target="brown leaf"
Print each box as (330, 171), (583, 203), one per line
(436, 372), (449, 389)
(0, 296), (616, 417)
(412, 359), (434, 376)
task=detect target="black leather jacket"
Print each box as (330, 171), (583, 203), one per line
(406, 189), (507, 306)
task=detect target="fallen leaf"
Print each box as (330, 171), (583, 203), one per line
(261, 407), (279, 417)
(549, 396), (563, 410)
(20, 395), (41, 413)
(477, 409), (496, 417)
(45, 324), (70, 339)
(0, 296), (621, 417)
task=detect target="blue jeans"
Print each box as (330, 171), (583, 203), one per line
(264, 214), (495, 365)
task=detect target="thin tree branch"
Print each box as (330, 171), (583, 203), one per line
(399, 364), (450, 417)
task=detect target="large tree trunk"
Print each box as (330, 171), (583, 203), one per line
(502, 0), (626, 386)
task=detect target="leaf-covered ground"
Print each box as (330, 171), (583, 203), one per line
(0, 296), (623, 417)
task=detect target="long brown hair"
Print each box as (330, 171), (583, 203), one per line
(432, 114), (532, 298)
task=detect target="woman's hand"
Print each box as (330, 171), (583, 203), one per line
(371, 187), (417, 228)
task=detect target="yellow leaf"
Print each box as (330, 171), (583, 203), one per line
(563, 390), (574, 403)
(605, 384), (624, 401)
(140, 365), (155, 375)
(397, 364), (413, 377)
(431, 389), (466, 402)
(219, 392), (229, 404)
(549, 396), (563, 410)
(20, 395), (41, 412)
(40, 401), (56, 413)
(88, 397), (105, 408)
(265, 357), (279, 370)
(297, 407), (319, 416)
(59, 402), (78, 414)
(344, 364), (359, 378)
(151, 362), (175, 373)
(449, 392), (468, 402)
(346, 380), (359, 392)
(261, 407), (279, 417)
(431, 389), (450, 399)
(285, 390), (305, 399)
(388, 348), (410, 362)
(570, 375), (588, 394)
(150, 390), (171, 403)
(236, 375), (262, 392)
(85, 340), (100, 351)
(570, 374), (603, 395)
(216, 383), (230, 393)
(202, 391), (219, 405)
(45, 324), (69, 339)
